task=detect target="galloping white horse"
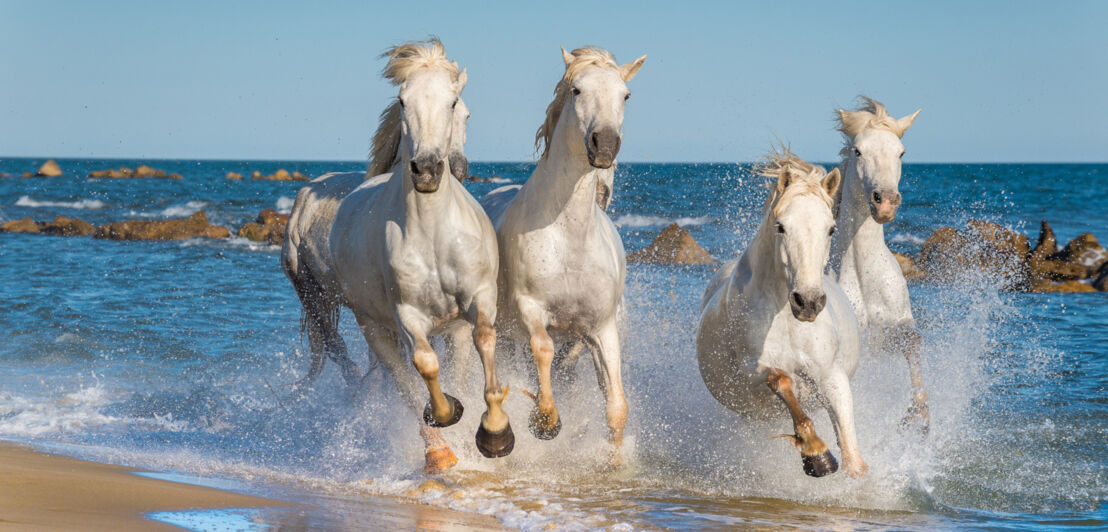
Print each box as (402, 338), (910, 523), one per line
(298, 40), (510, 473)
(830, 97), (928, 429)
(282, 93), (470, 389)
(697, 150), (868, 478)
(480, 47), (644, 459)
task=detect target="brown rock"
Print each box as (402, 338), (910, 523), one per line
(41, 216), (96, 236)
(35, 160), (63, 177)
(133, 165), (166, 178)
(291, 171), (310, 181)
(257, 209), (288, 227)
(0, 172), (9, 178)
(627, 223), (714, 265)
(21, 172), (33, 178)
(1029, 280), (1097, 293)
(95, 211), (229, 241)
(271, 169), (292, 181)
(1050, 233), (1107, 278)
(251, 171), (264, 180)
(167, 173), (183, 179)
(1095, 265), (1108, 292)
(892, 251), (925, 281)
(237, 209), (289, 246)
(1, 217), (41, 233)
(918, 220), (1029, 289)
(226, 172), (243, 180)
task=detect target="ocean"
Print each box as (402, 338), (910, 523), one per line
(0, 157), (1105, 530)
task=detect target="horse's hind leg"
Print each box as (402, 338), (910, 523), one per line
(552, 342), (585, 384)
(471, 311), (514, 459)
(586, 319), (629, 465)
(358, 317), (458, 473)
(892, 325), (929, 433)
(766, 369), (838, 477)
(291, 263), (360, 387)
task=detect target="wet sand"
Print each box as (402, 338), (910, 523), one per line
(0, 441), (506, 531)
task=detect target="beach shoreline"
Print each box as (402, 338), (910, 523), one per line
(0, 440), (506, 531)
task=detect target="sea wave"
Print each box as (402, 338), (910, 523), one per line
(889, 232), (927, 245)
(15, 196), (106, 210)
(613, 214), (714, 228)
(128, 201), (208, 218)
(275, 196), (295, 214)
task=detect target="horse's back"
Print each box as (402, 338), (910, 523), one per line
(283, 171), (367, 284)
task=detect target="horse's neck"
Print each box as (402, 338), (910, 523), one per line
(385, 155), (460, 234)
(519, 116), (601, 230)
(833, 159), (888, 267)
(743, 220), (789, 306)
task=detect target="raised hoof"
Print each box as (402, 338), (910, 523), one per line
(475, 422), (515, 458)
(899, 405), (931, 436)
(528, 408), (562, 440)
(423, 394), (464, 428)
(424, 445), (459, 473)
(802, 450), (839, 478)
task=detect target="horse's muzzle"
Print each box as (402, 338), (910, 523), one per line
(587, 128), (621, 169)
(870, 189), (901, 224)
(410, 157), (445, 193)
(789, 290), (826, 322)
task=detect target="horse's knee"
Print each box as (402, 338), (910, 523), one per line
(413, 347), (440, 380)
(530, 334), (554, 366)
(474, 322), (496, 355)
(606, 395), (628, 430)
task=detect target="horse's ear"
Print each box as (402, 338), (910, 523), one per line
(456, 67), (468, 93)
(896, 109), (921, 136)
(620, 55), (647, 82)
(775, 167), (793, 194)
(822, 168), (841, 198)
(561, 46), (574, 66)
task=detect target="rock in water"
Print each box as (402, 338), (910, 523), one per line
(41, 216), (96, 236)
(237, 209), (289, 246)
(627, 223), (714, 265)
(892, 251), (925, 281)
(1094, 265), (1108, 292)
(919, 220), (1029, 290)
(226, 172), (243, 180)
(94, 211), (230, 241)
(1028, 221), (1086, 282)
(1030, 279), (1098, 293)
(1051, 233), (1108, 278)
(1, 218), (41, 233)
(35, 160), (62, 177)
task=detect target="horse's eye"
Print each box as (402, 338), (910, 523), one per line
(776, 223), (785, 234)
(452, 99), (458, 110)
(571, 87), (581, 96)
(899, 151), (906, 159)
(624, 92), (631, 101)
(852, 147), (862, 157)
(398, 97), (405, 108)
(829, 226), (836, 236)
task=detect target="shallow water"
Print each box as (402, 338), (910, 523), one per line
(0, 158), (1105, 530)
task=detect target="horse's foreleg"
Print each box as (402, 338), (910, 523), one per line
(819, 370), (868, 478)
(587, 320), (628, 465)
(411, 334), (463, 429)
(472, 312), (514, 458)
(523, 315), (561, 440)
(358, 318), (457, 473)
(766, 369), (838, 477)
(893, 325), (929, 433)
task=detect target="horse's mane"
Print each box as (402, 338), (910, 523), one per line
(755, 147), (835, 219)
(535, 47), (620, 159)
(835, 96), (910, 139)
(368, 38), (460, 175)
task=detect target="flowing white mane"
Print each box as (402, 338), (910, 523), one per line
(534, 47), (620, 158)
(368, 39), (461, 176)
(756, 148), (835, 219)
(835, 96), (910, 139)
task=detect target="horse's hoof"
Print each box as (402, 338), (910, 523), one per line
(802, 450), (839, 477)
(475, 422), (515, 458)
(528, 408), (562, 440)
(424, 445), (459, 473)
(423, 394), (464, 428)
(899, 404), (931, 436)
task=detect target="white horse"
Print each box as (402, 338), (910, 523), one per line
(295, 40), (510, 473)
(697, 150), (869, 478)
(282, 95), (470, 389)
(830, 97), (928, 429)
(480, 47), (644, 460)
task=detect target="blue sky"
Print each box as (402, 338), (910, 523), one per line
(2, 1), (1105, 162)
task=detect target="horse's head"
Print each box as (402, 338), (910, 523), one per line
(381, 39), (467, 194)
(538, 47), (645, 169)
(398, 66), (467, 193)
(837, 98), (920, 224)
(449, 98), (470, 182)
(760, 152), (841, 322)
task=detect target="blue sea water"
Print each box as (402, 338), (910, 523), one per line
(0, 157), (1105, 530)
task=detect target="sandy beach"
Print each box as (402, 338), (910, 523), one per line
(0, 441), (506, 531)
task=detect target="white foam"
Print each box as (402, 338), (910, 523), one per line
(889, 232), (927, 245)
(15, 196), (106, 210)
(486, 177), (512, 184)
(613, 214), (714, 228)
(275, 196), (295, 214)
(128, 201), (207, 219)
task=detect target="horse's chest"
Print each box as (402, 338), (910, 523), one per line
(387, 243), (461, 318)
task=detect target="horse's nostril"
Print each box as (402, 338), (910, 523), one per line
(591, 132), (600, 150)
(792, 292), (805, 308)
(873, 191), (882, 203)
(434, 161), (444, 176)
(410, 161), (420, 175)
